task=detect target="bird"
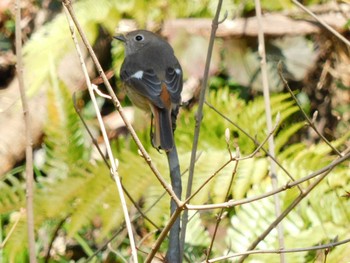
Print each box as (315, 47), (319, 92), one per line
(115, 30), (183, 151)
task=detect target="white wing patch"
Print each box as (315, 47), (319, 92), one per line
(175, 68), (181, 75)
(131, 70), (144, 79)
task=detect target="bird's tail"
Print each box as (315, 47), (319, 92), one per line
(153, 108), (174, 151)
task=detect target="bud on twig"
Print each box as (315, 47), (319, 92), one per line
(225, 128), (230, 145)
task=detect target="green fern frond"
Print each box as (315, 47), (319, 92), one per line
(274, 122), (305, 153)
(23, 0), (118, 97)
(223, 133), (350, 262)
(3, 215), (29, 263)
(43, 81), (86, 179)
(184, 211), (211, 246)
(0, 172), (26, 214)
(197, 90), (301, 154)
(173, 89), (350, 262)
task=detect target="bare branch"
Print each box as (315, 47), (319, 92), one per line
(86, 206), (161, 263)
(236, 160), (336, 262)
(44, 216), (69, 263)
(237, 113), (280, 161)
(207, 236), (350, 262)
(15, 1), (36, 262)
(0, 208), (25, 249)
(206, 160), (239, 260)
(92, 85), (112, 99)
(145, 207), (183, 263)
(277, 61), (342, 156)
(137, 229), (159, 249)
(180, 0), (224, 257)
(185, 159), (232, 205)
(87, 150), (205, 262)
(72, 92), (110, 168)
(107, 242), (128, 263)
(63, 6), (138, 262)
(254, 1), (285, 259)
(218, 10), (228, 24)
(292, 0), (350, 48)
(205, 101), (300, 188)
(186, 117), (280, 204)
(187, 150), (350, 211)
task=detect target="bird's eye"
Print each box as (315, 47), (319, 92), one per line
(134, 34), (144, 41)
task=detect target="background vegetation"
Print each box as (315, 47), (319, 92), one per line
(0, 0), (350, 262)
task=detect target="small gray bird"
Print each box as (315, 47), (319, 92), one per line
(115, 30), (183, 151)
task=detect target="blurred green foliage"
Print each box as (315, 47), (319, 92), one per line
(1, 82), (349, 261)
(1, 0), (349, 262)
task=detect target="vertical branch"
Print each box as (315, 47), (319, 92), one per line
(254, 0), (285, 261)
(180, 0), (224, 256)
(166, 146), (182, 263)
(15, 1), (37, 262)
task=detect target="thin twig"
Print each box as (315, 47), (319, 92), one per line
(15, 1), (36, 262)
(62, 0), (181, 210)
(145, 207), (183, 263)
(107, 242), (128, 263)
(92, 85), (112, 99)
(186, 150), (350, 211)
(122, 188), (159, 230)
(254, 1), (284, 259)
(207, 236), (350, 262)
(44, 216), (69, 263)
(72, 92), (160, 231)
(186, 159), (232, 205)
(236, 113), (280, 161)
(73, 92), (164, 262)
(180, 0), (224, 257)
(292, 0), (350, 48)
(137, 248), (164, 261)
(277, 61), (342, 156)
(186, 117), (280, 204)
(206, 160), (239, 260)
(72, 92), (110, 168)
(136, 151), (205, 234)
(237, 165), (334, 262)
(93, 70), (139, 261)
(137, 229), (159, 249)
(0, 208), (25, 249)
(63, 6), (138, 262)
(205, 101), (301, 190)
(86, 210), (160, 263)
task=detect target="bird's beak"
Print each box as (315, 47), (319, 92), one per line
(114, 34), (126, 42)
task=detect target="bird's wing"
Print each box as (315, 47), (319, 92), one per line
(121, 68), (165, 108)
(164, 67), (183, 104)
